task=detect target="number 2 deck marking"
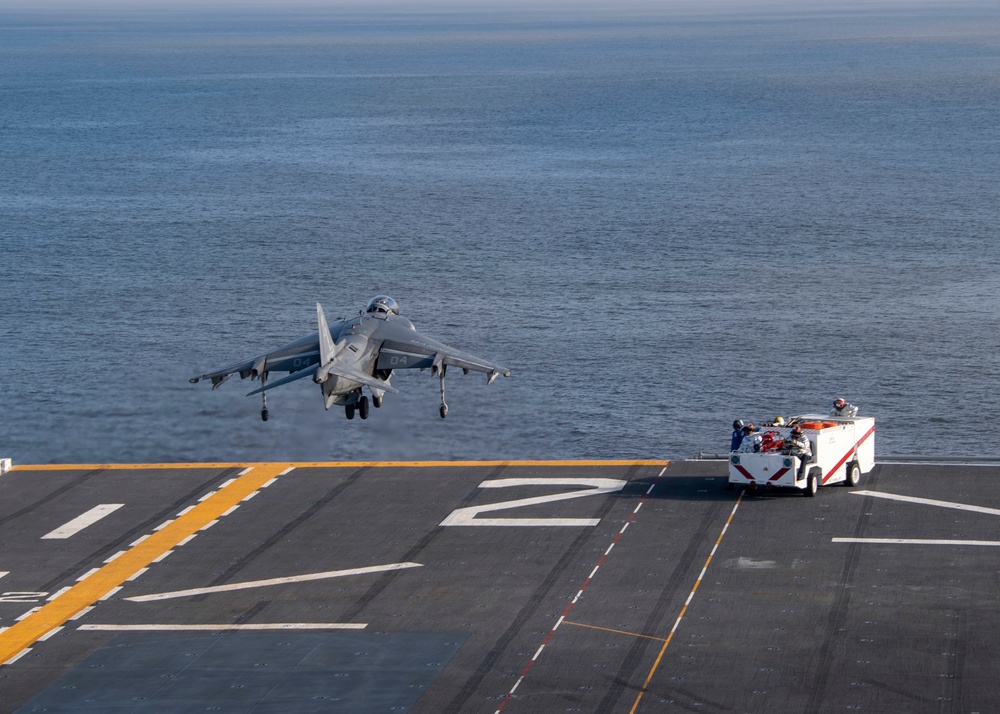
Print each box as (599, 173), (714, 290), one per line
(439, 478), (627, 527)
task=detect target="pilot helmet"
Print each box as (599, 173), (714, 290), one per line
(366, 295), (400, 316)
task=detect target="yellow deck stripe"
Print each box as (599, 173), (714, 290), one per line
(12, 460), (667, 471)
(629, 490), (744, 713)
(0, 463), (293, 665)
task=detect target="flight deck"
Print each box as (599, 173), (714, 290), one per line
(1, 459), (998, 713)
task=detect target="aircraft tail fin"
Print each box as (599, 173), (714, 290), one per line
(317, 302), (336, 365)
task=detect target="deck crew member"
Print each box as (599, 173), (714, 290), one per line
(737, 423), (761, 453)
(830, 397), (858, 417)
(731, 420), (746, 451)
(784, 425), (813, 479)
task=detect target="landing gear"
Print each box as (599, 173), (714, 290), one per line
(372, 394), (383, 408)
(438, 365), (448, 419)
(259, 371), (269, 421)
(345, 392), (369, 420)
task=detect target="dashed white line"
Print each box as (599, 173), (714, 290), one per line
(47, 587), (71, 601)
(41, 504), (124, 540)
(37, 627), (63, 641)
(3, 648), (31, 666)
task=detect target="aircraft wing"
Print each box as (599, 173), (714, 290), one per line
(375, 323), (511, 381)
(189, 333), (321, 389)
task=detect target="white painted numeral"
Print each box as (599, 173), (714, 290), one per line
(440, 478), (627, 527)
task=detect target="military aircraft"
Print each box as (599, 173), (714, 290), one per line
(190, 296), (510, 421)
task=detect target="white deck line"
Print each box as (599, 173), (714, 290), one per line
(41, 504), (124, 539)
(833, 538), (1000, 547)
(852, 490), (1000, 517)
(125, 562), (423, 602)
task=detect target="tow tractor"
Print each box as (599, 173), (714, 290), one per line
(729, 415), (875, 496)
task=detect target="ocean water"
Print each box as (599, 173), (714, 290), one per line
(1, 2), (998, 464)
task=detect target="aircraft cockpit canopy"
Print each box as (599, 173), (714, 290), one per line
(366, 295), (400, 316)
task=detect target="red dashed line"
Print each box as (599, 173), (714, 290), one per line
(494, 466), (667, 713)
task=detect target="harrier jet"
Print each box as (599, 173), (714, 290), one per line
(190, 296), (510, 421)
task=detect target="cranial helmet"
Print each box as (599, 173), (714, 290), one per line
(733, 419), (744, 430)
(366, 295), (400, 316)
(834, 398), (846, 408)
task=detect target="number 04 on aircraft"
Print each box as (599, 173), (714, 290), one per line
(190, 296), (510, 421)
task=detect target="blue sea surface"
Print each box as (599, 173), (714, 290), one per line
(1, 2), (998, 464)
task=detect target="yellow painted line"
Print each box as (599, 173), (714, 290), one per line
(0, 463), (293, 666)
(12, 460), (667, 471)
(561, 619), (668, 643)
(629, 491), (744, 714)
(11, 463), (263, 471)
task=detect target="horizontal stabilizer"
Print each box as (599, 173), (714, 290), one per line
(246, 362), (398, 397)
(326, 363), (400, 394)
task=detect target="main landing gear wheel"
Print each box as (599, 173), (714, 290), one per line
(846, 461), (861, 487)
(372, 395), (383, 408)
(359, 395), (370, 420)
(345, 404), (355, 420)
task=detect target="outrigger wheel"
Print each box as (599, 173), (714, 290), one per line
(260, 408), (269, 422)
